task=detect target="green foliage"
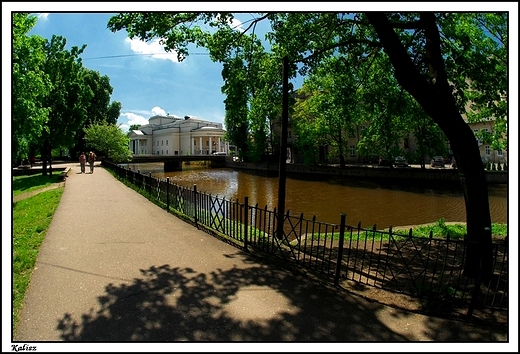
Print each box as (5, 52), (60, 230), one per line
(70, 71), (122, 156)
(84, 122), (133, 163)
(12, 13), (121, 168)
(12, 13), (51, 163)
(405, 219), (507, 239)
(442, 13), (508, 151)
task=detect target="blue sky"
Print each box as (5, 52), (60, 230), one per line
(7, 5), (308, 134)
(25, 12), (249, 132)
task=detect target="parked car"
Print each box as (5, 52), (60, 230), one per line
(362, 155), (379, 164)
(394, 156), (409, 167)
(430, 156), (445, 168)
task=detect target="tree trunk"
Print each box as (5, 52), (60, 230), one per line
(367, 12), (493, 280)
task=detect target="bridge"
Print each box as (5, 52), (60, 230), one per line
(130, 154), (228, 171)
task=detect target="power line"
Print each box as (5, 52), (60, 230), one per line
(82, 52), (210, 60)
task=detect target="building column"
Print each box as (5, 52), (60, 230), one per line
(209, 137), (212, 155)
(199, 137), (203, 155)
(218, 137), (221, 152)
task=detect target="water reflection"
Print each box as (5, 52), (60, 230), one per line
(123, 163), (507, 229)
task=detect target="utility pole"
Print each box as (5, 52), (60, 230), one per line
(276, 56), (289, 239)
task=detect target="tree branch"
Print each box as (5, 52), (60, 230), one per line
(299, 39), (382, 64)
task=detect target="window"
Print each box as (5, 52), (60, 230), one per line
(485, 145), (490, 155)
(161, 140), (163, 146)
(498, 150), (503, 156)
(349, 145), (355, 156)
(166, 140), (168, 145)
(157, 151), (159, 155)
(166, 150), (168, 155)
(194, 140), (197, 146)
(404, 138), (409, 149)
(162, 150), (164, 155)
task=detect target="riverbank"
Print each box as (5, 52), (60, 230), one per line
(225, 160), (508, 185)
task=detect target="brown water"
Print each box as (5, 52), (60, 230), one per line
(126, 163), (507, 228)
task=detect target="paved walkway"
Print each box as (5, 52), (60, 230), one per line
(12, 163), (511, 349)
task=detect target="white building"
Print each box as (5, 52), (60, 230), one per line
(128, 115), (230, 156)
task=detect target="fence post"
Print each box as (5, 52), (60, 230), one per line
(148, 173), (152, 198)
(166, 177), (170, 212)
(334, 214), (347, 287)
(244, 196), (249, 250)
(193, 184), (198, 226)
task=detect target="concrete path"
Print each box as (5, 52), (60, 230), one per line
(11, 162), (511, 350)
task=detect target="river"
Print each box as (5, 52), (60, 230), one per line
(123, 163), (507, 229)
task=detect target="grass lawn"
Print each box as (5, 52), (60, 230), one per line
(13, 171), (63, 196)
(12, 173), (65, 337)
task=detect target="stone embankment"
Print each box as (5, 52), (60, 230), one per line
(225, 161), (507, 184)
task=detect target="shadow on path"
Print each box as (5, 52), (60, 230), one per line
(55, 252), (506, 342)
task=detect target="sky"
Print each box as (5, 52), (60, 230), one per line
(5, 4), (306, 134)
(23, 12), (247, 133)
(3, 3), (519, 352)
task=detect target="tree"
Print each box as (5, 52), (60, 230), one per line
(84, 122), (132, 163)
(365, 13), (499, 279)
(107, 12), (508, 279)
(37, 35), (94, 176)
(108, 13), (288, 163)
(12, 13), (50, 164)
(70, 70), (122, 159)
(292, 56), (367, 168)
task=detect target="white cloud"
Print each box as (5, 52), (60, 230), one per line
(151, 106), (167, 116)
(125, 37), (179, 63)
(37, 13), (49, 20)
(118, 112), (150, 133)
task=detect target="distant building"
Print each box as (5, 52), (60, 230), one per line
(128, 115), (229, 156)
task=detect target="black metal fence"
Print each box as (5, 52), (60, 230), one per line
(104, 162), (508, 315)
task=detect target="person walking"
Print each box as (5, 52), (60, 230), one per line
(79, 152), (87, 173)
(88, 151), (96, 173)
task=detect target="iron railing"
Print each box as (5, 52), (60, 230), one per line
(104, 162), (508, 314)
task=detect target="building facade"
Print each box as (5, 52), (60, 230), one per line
(128, 115), (230, 156)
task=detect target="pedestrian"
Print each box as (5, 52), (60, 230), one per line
(88, 151), (96, 173)
(79, 152), (87, 173)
